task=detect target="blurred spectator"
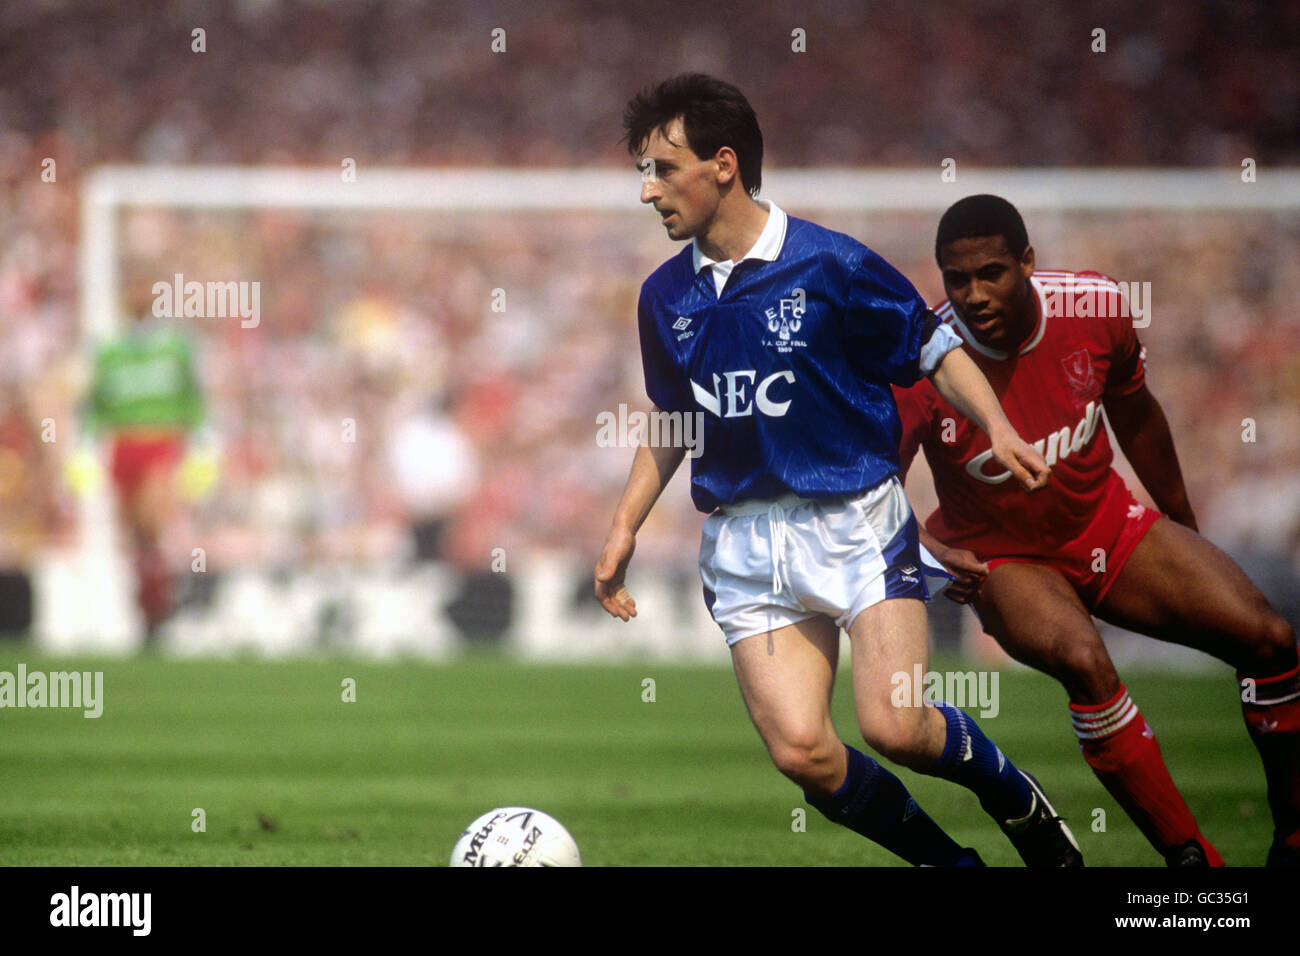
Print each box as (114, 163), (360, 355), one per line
(0, 0), (1291, 605)
(386, 396), (479, 563)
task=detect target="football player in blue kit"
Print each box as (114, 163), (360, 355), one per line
(594, 74), (1080, 866)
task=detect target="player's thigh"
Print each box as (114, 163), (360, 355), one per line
(847, 597), (945, 763)
(730, 614), (841, 758)
(126, 464), (177, 539)
(1097, 517), (1295, 671)
(974, 562), (1120, 704)
(121, 483), (159, 541)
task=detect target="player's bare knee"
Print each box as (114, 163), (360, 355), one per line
(1245, 611), (1297, 672)
(860, 709), (930, 770)
(768, 735), (838, 789)
(1264, 612), (1294, 653)
(1063, 640), (1114, 686)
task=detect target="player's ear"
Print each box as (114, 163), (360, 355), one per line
(714, 146), (738, 186)
(1021, 245), (1035, 277)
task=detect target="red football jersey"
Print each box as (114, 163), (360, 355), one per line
(895, 270), (1147, 557)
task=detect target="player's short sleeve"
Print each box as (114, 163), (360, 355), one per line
(842, 249), (955, 387)
(637, 288), (689, 412)
(919, 317), (961, 376)
(1102, 280), (1148, 396)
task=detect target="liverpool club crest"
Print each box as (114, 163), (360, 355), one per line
(1061, 349), (1100, 404)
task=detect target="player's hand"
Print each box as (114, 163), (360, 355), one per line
(935, 546), (989, 605)
(594, 525), (637, 621)
(63, 448), (102, 497)
(177, 446), (220, 502)
(990, 428), (1051, 492)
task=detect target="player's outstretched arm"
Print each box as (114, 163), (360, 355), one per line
(929, 348), (1050, 491)
(594, 428), (687, 621)
(1104, 384), (1197, 530)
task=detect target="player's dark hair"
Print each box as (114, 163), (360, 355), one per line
(935, 194), (1029, 263)
(622, 73), (763, 196)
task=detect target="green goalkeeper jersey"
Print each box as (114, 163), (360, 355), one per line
(87, 325), (204, 433)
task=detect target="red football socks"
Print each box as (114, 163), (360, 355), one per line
(1239, 661), (1300, 842)
(1071, 684), (1223, 864)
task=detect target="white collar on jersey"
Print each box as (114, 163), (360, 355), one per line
(949, 274), (1050, 360)
(691, 199), (788, 275)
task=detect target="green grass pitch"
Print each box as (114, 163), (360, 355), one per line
(0, 649), (1270, 866)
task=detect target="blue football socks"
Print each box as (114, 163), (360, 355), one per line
(928, 702), (1033, 822)
(805, 744), (979, 865)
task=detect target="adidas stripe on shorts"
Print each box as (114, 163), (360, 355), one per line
(699, 476), (928, 645)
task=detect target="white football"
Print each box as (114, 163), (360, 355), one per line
(449, 807), (582, 867)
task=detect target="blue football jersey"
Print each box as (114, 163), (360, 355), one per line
(638, 205), (956, 513)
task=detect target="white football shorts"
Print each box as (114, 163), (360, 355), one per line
(699, 476), (929, 645)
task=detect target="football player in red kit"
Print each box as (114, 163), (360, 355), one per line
(895, 194), (1299, 866)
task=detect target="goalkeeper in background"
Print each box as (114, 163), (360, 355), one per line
(66, 286), (218, 643)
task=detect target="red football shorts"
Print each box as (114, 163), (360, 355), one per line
(983, 472), (1162, 609)
(110, 433), (184, 499)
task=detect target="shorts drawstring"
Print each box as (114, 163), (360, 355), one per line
(768, 502), (789, 596)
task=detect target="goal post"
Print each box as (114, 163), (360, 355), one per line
(58, 166), (1300, 658)
(82, 164), (1300, 336)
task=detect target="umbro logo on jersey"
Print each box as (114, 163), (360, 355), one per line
(672, 316), (692, 331)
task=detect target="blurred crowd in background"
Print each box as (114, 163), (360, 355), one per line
(0, 0), (1296, 634)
